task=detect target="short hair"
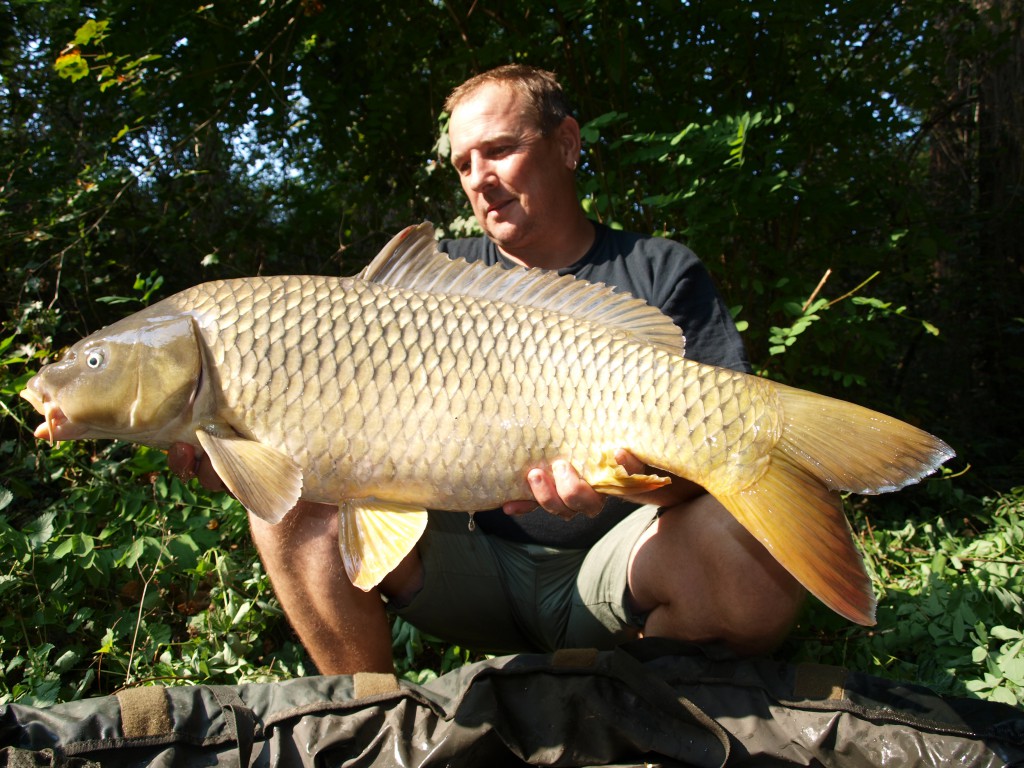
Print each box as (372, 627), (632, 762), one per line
(444, 64), (573, 135)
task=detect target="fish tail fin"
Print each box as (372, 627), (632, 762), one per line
(716, 385), (955, 625)
(718, 453), (876, 625)
(587, 450), (673, 495)
(773, 383), (956, 496)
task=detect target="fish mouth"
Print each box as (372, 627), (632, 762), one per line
(20, 383), (86, 444)
(19, 381), (44, 413)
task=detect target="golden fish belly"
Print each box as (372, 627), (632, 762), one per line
(179, 276), (775, 510)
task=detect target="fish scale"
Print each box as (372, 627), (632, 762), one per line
(21, 222), (954, 624)
(175, 276), (693, 509)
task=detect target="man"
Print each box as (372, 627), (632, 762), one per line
(170, 65), (804, 674)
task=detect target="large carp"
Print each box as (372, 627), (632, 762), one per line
(21, 223), (954, 624)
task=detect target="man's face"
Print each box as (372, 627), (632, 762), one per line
(448, 82), (575, 259)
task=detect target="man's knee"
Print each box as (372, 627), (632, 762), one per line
(628, 494), (804, 655)
(714, 578), (805, 655)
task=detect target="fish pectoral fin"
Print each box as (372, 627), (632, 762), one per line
(195, 429), (302, 525)
(716, 452), (876, 626)
(586, 452), (672, 495)
(339, 499), (428, 591)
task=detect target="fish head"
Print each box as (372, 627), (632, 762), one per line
(21, 313), (202, 445)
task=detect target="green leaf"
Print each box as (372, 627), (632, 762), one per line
(111, 124), (131, 144)
(23, 511), (56, 550)
(53, 650), (80, 674)
(21, 680), (60, 709)
(231, 601), (252, 627)
(987, 687), (1019, 706)
(146, 623), (172, 649)
(122, 537), (148, 569)
(96, 627), (116, 655)
(991, 625), (1023, 641)
(54, 53), (89, 82)
(72, 19), (110, 46)
(52, 537), (76, 559)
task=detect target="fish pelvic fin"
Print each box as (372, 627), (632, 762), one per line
(195, 429), (302, 524)
(718, 451), (877, 625)
(586, 451), (673, 495)
(339, 499), (428, 591)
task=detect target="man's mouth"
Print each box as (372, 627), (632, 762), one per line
(485, 198), (514, 216)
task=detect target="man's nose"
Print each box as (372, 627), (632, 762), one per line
(465, 155), (495, 191)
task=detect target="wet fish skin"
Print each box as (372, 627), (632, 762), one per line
(20, 223), (955, 625)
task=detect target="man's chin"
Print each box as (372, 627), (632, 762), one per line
(482, 212), (527, 247)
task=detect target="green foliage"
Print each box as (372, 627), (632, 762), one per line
(786, 484), (1024, 707)
(391, 617), (486, 686)
(0, 437), (308, 705)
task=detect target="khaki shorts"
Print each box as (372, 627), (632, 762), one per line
(388, 506), (660, 654)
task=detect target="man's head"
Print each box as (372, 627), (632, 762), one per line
(444, 64), (573, 138)
(446, 65), (591, 267)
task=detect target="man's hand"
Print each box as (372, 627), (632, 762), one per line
(503, 459), (606, 520)
(167, 442), (226, 492)
(503, 449), (704, 520)
(168, 442), (339, 520)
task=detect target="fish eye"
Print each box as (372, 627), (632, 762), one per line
(86, 350), (105, 369)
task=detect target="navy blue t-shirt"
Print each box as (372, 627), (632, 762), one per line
(438, 221), (750, 548)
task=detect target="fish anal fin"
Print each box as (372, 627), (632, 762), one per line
(585, 452), (672, 495)
(717, 452), (877, 626)
(339, 499), (428, 591)
(195, 429), (302, 525)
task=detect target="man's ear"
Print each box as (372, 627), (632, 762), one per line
(555, 116), (582, 169)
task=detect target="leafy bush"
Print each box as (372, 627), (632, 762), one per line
(1, 0), (1020, 711)
(786, 483), (1024, 707)
(0, 439), (308, 707)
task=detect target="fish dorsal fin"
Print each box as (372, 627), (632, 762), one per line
(361, 222), (686, 356)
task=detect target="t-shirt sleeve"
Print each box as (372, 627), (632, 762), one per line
(581, 230), (751, 374)
(657, 250), (751, 373)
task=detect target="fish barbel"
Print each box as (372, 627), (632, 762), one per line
(20, 223), (955, 624)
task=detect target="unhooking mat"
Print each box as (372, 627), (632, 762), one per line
(2, 639), (1023, 767)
